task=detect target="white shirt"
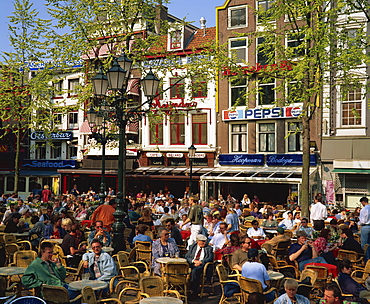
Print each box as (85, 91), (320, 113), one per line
(247, 227), (266, 240)
(279, 218), (297, 230)
(235, 208), (242, 217)
(310, 202), (327, 221)
(359, 204), (370, 225)
(210, 233), (229, 251)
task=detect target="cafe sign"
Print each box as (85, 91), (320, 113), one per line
(219, 154), (264, 166)
(30, 131), (73, 141)
(22, 159), (77, 168)
(146, 152), (163, 158)
(166, 153), (184, 158)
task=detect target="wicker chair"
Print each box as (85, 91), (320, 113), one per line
(304, 265), (330, 297)
(0, 276), (22, 298)
(267, 254), (299, 279)
(200, 262), (215, 298)
(333, 277), (357, 299)
(297, 269), (317, 298)
(81, 286), (122, 304)
(9, 250), (37, 267)
(239, 276), (278, 304)
(351, 259), (370, 284)
(41, 285), (82, 304)
(139, 276), (181, 298)
(134, 241), (152, 251)
(112, 251), (148, 286)
(337, 249), (364, 267)
(163, 262), (190, 303)
(2, 234), (32, 250)
(274, 240), (291, 261)
(216, 264), (242, 304)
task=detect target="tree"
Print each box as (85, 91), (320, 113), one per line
(0, 0), (56, 193)
(224, 0), (368, 216)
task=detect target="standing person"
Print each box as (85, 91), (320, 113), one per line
(310, 196), (327, 231)
(358, 196), (370, 249)
(42, 185), (52, 203)
(225, 205), (239, 234)
(180, 196), (203, 249)
(91, 199), (117, 231)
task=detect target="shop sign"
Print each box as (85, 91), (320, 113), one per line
(219, 154), (264, 166)
(22, 159), (77, 168)
(266, 154), (316, 166)
(30, 131), (73, 141)
(152, 99), (197, 109)
(146, 152), (163, 158)
(166, 153), (183, 158)
(127, 149), (138, 156)
(222, 106), (302, 121)
(188, 153), (206, 158)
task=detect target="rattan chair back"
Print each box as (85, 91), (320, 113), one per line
(11, 250), (37, 267)
(41, 285), (70, 304)
(300, 269), (318, 285)
(134, 241), (152, 251)
(140, 276), (165, 297)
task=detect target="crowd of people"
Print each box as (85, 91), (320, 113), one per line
(1, 186), (370, 304)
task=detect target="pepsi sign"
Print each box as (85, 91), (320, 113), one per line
(222, 106), (302, 121)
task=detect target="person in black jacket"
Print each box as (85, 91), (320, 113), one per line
(338, 228), (363, 254)
(185, 234), (214, 299)
(165, 218), (183, 246)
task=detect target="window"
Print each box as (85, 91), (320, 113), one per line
(6, 177), (26, 192)
(51, 142), (62, 159)
(258, 123), (275, 152)
(231, 124), (247, 152)
(229, 38), (247, 65)
(257, 37), (275, 65)
(192, 113), (208, 145)
(228, 6), (247, 28)
(68, 79), (79, 96)
(170, 78), (185, 99)
(287, 122), (302, 152)
(341, 87), (362, 126)
(68, 112), (78, 129)
(170, 115), (185, 145)
(35, 145), (46, 159)
(67, 146), (78, 159)
(230, 78), (247, 107)
(169, 29), (182, 49)
(192, 78), (207, 98)
(257, 0), (274, 22)
(258, 77), (275, 105)
(53, 80), (63, 98)
(53, 113), (63, 127)
(150, 121), (164, 145)
(287, 32), (305, 57)
(340, 29), (363, 65)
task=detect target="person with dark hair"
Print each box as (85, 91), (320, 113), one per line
(219, 233), (240, 256)
(337, 259), (370, 300)
(82, 239), (117, 284)
(311, 196), (327, 231)
(44, 216), (66, 239)
(279, 212), (297, 230)
(39, 205), (54, 225)
(322, 284), (342, 304)
(165, 218), (183, 245)
(313, 228), (337, 265)
(88, 220), (111, 246)
(5, 213), (24, 233)
(247, 292), (266, 304)
(61, 224), (86, 267)
(247, 220), (266, 240)
(91, 198), (117, 231)
(338, 228), (363, 254)
(359, 196), (370, 249)
(232, 235), (252, 271)
(133, 224), (152, 243)
(29, 215), (46, 248)
(296, 217), (315, 238)
(261, 227), (290, 254)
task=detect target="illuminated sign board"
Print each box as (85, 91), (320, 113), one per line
(222, 106), (302, 121)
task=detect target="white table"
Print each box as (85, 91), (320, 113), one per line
(156, 257), (187, 264)
(265, 229), (278, 234)
(0, 267), (26, 276)
(48, 238), (63, 244)
(267, 270), (284, 280)
(140, 297), (183, 304)
(69, 280), (108, 291)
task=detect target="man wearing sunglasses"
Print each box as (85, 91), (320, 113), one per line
(232, 235), (252, 271)
(88, 220), (111, 247)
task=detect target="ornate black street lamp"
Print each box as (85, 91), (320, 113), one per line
(188, 144), (196, 195)
(90, 54), (160, 252)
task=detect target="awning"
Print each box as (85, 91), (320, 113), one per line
(7, 170), (60, 177)
(332, 168), (370, 174)
(79, 120), (91, 134)
(200, 166), (317, 184)
(126, 78), (140, 96)
(132, 166), (215, 176)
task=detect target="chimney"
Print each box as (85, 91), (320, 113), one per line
(200, 17), (206, 36)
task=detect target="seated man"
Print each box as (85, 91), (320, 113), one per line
(338, 228), (363, 254)
(274, 278), (310, 304)
(279, 212), (296, 230)
(88, 220), (111, 247)
(82, 238), (117, 294)
(232, 235), (252, 271)
(241, 248), (275, 303)
(209, 222), (229, 251)
(261, 227), (290, 254)
(337, 259), (370, 301)
(21, 242), (77, 300)
(165, 218), (183, 246)
(322, 284), (342, 304)
(185, 234), (214, 300)
(288, 231), (326, 271)
(295, 218), (315, 238)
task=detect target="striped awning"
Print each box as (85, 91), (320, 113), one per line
(126, 78), (140, 96)
(79, 120), (91, 133)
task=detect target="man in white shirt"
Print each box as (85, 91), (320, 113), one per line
(279, 212), (296, 230)
(359, 197), (370, 249)
(209, 222), (229, 251)
(310, 196), (327, 231)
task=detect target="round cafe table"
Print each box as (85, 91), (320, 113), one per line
(156, 257), (187, 264)
(267, 270), (284, 281)
(0, 267), (26, 276)
(69, 280), (108, 291)
(140, 296), (183, 304)
(48, 238), (63, 244)
(12, 232), (30, 239)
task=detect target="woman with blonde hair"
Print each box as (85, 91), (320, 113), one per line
(138, 207), (154, 229)
(42, 185), (52, 203)
(241, 194), (251, 209)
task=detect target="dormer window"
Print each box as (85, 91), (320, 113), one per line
(168, 27), (183, 51)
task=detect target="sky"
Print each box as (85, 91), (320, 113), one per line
(0, 0), (219, 54)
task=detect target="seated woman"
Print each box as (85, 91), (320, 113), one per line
(151, 228), (179, 276)
(133, 224), (152, 243)
(138, 207), (154, 229)
(338, 227), (363, 254)
(247, 220), (266, 240)
(44, 216), (66, 239)
(313, 228), (337, 265)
